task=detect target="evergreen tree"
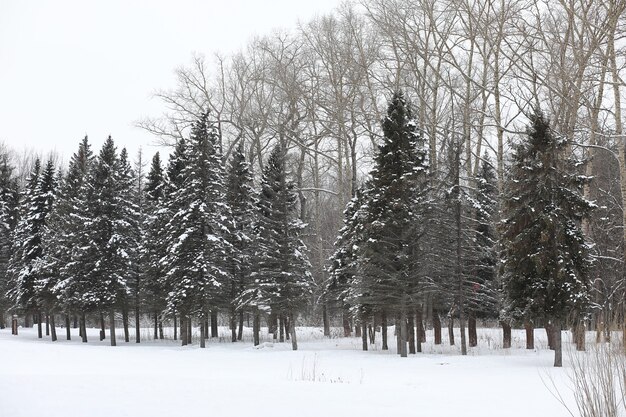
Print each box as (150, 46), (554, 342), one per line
(351, 91), (430, 357)
(0, 154), (18, 327)
(500, 112), (593, 367)
(226, 142), (257, 342)
(241, 144), (312, 350)
(162, 113), (232, 346)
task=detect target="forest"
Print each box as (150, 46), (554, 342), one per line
(1, 0), (626, 374)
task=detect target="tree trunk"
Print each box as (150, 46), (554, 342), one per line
(408, 314), (416, 354)
(100, 313), (106, 341)
(290, 311), (298, 351)
(525, 321), (534, 350)
(122, 309), (129, 343)
(159, 319), (164, 339)
(416, 308), (423, 352)
(109, 310), (116, 347)
(433, 310), (442, 345)
(211, 311), (218, 338)
(237, 311), (244, 341)
(381, 311), (388, 350)
(73, 314), (78, 329)
(65, 314), (71, 340)
(268, 311), (277, 334)
(173, 315), (177, 341)
(153, 313), (158, 340)
(361, 320), (368, 351)
(200, 316), (206, 348)
(553, 322), (563, 367)
(448, 316), (455, 346)
(342, 309), (351, 337)
(49, 314), (57, 341)
(575, 319), (585, 351)
(399, 309), (408, 357)
(322, 304), (330, 337)
(187, 318), (192, 344)
(468, 312), (477, 347)
(253, 311), (260, 346)
(12, 316), (18, 335)
(285, 316), (290, 340)
(355, 320), (362, 338)
(181, 317), (187, 346)
(135, 303), (140, 343)
(37, 312), (43, 339)
(25, 314), (30, 328)
(502, 321), (511, 349)
(230, 309), (237, 343)
(45, 314), (50, 336)
(546, 323), (555, 350)
(80, 312), (87, 343)
(279, 315), (285, 343)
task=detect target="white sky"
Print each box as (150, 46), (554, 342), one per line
(0, 0), (342, 164)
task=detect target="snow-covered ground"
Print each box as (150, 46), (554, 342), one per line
(0, 324), (581, 417)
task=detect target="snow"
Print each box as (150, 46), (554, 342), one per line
(0, 325), (578, 417)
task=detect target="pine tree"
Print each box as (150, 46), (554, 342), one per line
(500, 112), (593, 367)
(0, 153), (18, 327)
(241, 144), (312, 350)
(226, 142), (257, 342)
(351, 91), (430, 357)
(162, 113), (232, 346)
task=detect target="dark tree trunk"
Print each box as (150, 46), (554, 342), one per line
(204, 319), (209, 340)
(154, 313), (158, 340)
(361, 320), (368, 351)
(100, 313), (106, 341)
(468, 312), (477, 347)
(25, 314), (30, 328)
(355, 320), (362, 338)
(253, 311), (260, 346)
(173, 315), (177, 341)
(237, 311), (244, 341)
(268, 312), (277, 334)
(230, 309), (237, 343)
(211, 311), (218, 338)
(122, 309), (129, 343)
(159, 320), (164, 339)
(323, 304), (330, 337)
(416, 308), (423, 352)
(45, 314), (50, 336)
(399, 309), (408, 358)
(135, 303), (140, 343)
(49, 314), (57, 341)
(408, 314), (416, 354)
(502, 321), (511, 349)
(181, 317), (187, 346)
(433, 310), (442, 345)
(448, 316), (455, 346)
(285, 316), (290, 340)
(546, 323), (555, 350)
(575, 319), (585, 351)
(289, 311), (298, 351)
(381, 311), (388, 350)
(37, 311), (43, 339)
(342, 309), (351, 337)
(12, 316), (18, 335)
(80, 312), (87, 343)
(553, 322), (562, 367)
(73, 314), (78, 329)
(525, 321), (534, 349)
(65, 314), (71, 340)
(279, 315), (285, 342)
(187, 318), (192, 344)
(109, 310), (116, 347)
(200, 316), (206, 348)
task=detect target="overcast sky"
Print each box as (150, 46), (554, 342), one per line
(0, 0), (341, 165)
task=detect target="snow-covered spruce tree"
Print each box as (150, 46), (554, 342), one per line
(326, 189), (365, 340)
(500, 111), (593, 367)
(8, 158), (57, 337)
(77, 137), (133, 346)
(351, 91), (429, 357)
(0, 153), (18, 328)
(141, 151), (167, 341)
(162, 113), (233, 347)
(467, 155), (499, 344)
(226, 142), (257, 342)
(241, 144), (312, 350)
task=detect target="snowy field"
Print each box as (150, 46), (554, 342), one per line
(0, 324), (584, 417)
